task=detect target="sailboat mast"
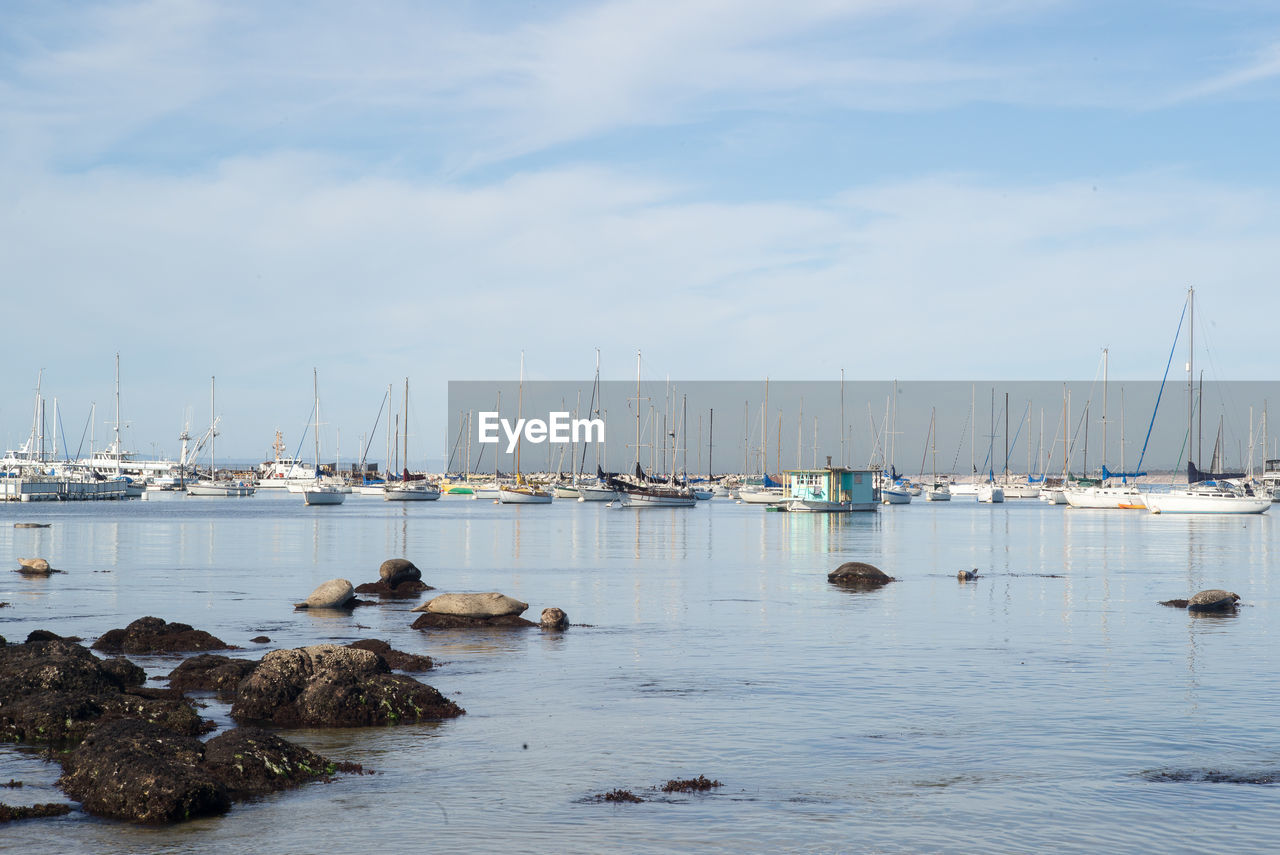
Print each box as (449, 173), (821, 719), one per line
(313, 368), (320, 477)
(210, 376), (215, 479)
(634, 350), (642, 468)
(708, 408), (713, 479)
(403, 378), (409, 476)
(517, 353), (524, 477)
(1188, 286), (1195, 471)
(114, 352), (121, 464)
(1101, 347), (1109, 478)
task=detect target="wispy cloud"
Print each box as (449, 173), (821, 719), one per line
(1165, 40), (1280, 104)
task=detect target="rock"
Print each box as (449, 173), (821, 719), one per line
(166, 654), (259, 694)
(378, 558), (422, 586)
(0, 803), (73, 822)
(294, 579), (355, 609)
(827, 562), (894, 588)
(230, 644), (463, 727)
(540, 607), (569, 630)
(58, 718), (231, 824)
(0, 639), (209, 746)
(957, 569), (978, 581)
(411, 612), (538, 630)
(354, 579), (433, 597)
(1187, 589), (1240, 611)
(15, 558), (54, 576)
(92, 617), (230, 654)
(250, 635), (270, 643)
(25, 630), (81, 643)
(99, 657), (147, 689)
(412, 592), (528, 617)
(202, 726), (362, 799)
(346, 639), (434, 671)
(57, 717), (365, 825)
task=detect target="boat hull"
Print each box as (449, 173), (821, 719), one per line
(385, 486), (441, 501)
(187, 481), (255, 497)
(1064, 487), (1146, 510)
(1143, 492), (1270, 514)
(302, 487), (346, 505)
(499, 487), (553, 504)
(618, 491), (697, 508)
(788, 499), (877, 512)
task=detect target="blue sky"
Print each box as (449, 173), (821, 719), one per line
(2, 0), (1279, 464)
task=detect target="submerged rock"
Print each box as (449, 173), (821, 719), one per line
(0, 803), (73, 822)
(411, 592), (528, 618)
(294, 579), (355, 609)
(92, 617), (231, 654)
(230, 644), (463, 727)
(827, 562), (894, 588)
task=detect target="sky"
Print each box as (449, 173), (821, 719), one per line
(3, 0), (1280, 467)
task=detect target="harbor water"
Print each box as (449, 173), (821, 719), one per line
(2, 494), (1279, 853)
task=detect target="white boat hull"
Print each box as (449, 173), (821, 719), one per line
(302, 486), (346, 505)
(925, 489), (951, 502)
(1143, 491), (1270, 514)
(499, 486), (553, 504)
(576, 484), (618, 501)
(977, 484), (1005, 503)
(187, 481), (255, 497)
(1064, 486), (1145, 510)
(738, 488), (788, 505)
(788, 498), (877, 513)
(881, 488), (912, 505)
(384, 484), (441, 501)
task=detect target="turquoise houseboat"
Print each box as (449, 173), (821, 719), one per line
(785, 466), (878, 512)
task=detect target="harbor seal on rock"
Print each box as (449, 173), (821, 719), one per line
(411, 592), (528, 617)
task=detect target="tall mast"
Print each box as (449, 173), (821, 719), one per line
(634, 350), (642, 468)
(708, 408), (713, 479)
(517, 352), (525, 478)
(313, 368), (320, 478)
(403, 377), (410, 476)
(1101, 347), (1108, 478)
(1188, 286), (1195, 470)
(210, 376), (216, 480)
(114, 352), (121, 463)
(385, 383), (392, 480)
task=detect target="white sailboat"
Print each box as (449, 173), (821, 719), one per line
(923, 408), (950, 502)
(187, 377), (255, 497)
(609, 351), (696, 508)
(1143, 287), (1269, 515)
(301, 369), (346, 506)
(385, 378), (440, 502)
(500, 353), (552, 504)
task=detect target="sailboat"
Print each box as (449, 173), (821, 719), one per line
(385, 378), (440, 501)
(300, 369), (346, 506)
(976, 389), (1005, 503)
(574, 350), (617, 502)
(499, 353), (553, 504)
(187, 376), (255, 497)
(606, 350), (696, 507)
(923, 408), (950, 502)
(1065, 349), (1145, 509)
(1143, 288), (1269, 515)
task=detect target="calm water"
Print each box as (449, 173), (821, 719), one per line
(2, 492), (1279, 854)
